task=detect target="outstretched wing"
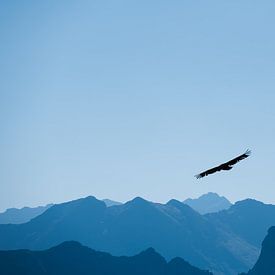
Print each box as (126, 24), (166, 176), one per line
(195, 165), (224, 179)
(224, 149), (251, 166)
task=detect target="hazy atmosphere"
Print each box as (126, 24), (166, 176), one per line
(1, 0), (275, 211)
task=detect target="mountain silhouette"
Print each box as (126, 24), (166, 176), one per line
(184, 192), (232, 214)
(0, 196), (264, 274)
(0, 241), (212, 275)
(241, 226), (275, 275)
(0, 204), (53, 224)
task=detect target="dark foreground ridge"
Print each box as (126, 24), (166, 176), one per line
(242, 226), (275, 275)
(0, 241), (212, 275)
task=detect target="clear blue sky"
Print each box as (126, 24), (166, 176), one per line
(1, 0), (275, 211)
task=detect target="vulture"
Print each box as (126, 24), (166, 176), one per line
(195, 149), (251, 179)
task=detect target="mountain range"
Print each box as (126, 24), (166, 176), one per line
(0, 241), (212, 275)
(0, 199), (121, 225)
(0, 193), (231, 225)
(0, 193), (231, 226)
(2, 195), (275, 274)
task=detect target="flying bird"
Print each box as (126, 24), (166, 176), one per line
(195, 149), (251, 179)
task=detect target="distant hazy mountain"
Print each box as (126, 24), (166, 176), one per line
(0, 241), (212, 275)
(242, 227), (275, 275)
(184, 193), (232, 214)
(0, 204), (53, 224)
(0, 196), (258, 275)
(206, 199), (275, 248)
(102, 199), (122, 207)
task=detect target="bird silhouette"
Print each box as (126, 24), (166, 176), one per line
(195, 149), (251, 179)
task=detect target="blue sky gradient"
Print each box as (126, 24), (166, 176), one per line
(1, 0), (275, 211)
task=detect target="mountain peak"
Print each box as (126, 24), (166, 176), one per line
(197, 192), (229, 201)
(135, 247), (167, 265)
(50, 195), (106, 211)
(28, 195), (106, 226)
(184, 193), (232, 214)
(83, 195), (99, 201)
(234, 199), (264, 207)
(126, 197), (150, 206)
(201, 192), (223, 198)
